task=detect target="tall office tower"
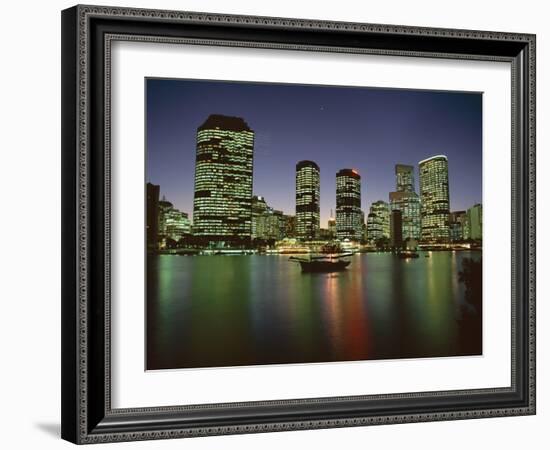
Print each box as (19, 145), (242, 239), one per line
(164, 209), (191, 242)
(336, 169), (363, 241)
(295, 160), (320, 240)
(389, 191), (421, 240)
(251, 195), (268, 240)
(146, 182), (160, 251)
(366, 200), (390, 242)
(192, 115), (254, 246)
(252, 195), (284, 241)
(449, 210), (467, 242)
(390, 164), (421, 240)
(467, 203), (483, 240)
(261, 209), (284, 241)
(158, 197), (173, 244)
(157, 196), (191, 244)
(419, 155), (450, 243)
(390, 209), (403, 248)
(395, 164), (415, 192)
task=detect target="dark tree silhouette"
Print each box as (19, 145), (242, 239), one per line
(457, 256), (482, 355)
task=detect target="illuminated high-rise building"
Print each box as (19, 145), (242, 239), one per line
(395, 164), (415, 192)
(192, 115), (254, 246)
(164, 209), (191, 241)
(336, 169), (362, 241)
(366, 200), (390, 242)
(419, 155), (450, 243)
(261, 209), (284, 241)
(390, 209), (403, 248)
(389, 191), (421, 240)
(389, 164), (421, 240)
(146, 182), (160, 251)
(158, 196), (191, 244)
(158, 197), (173, 242)
(251, 195), (284, 241)
(450, 210), (467, 242)
(467, 203), (483, 240)
(251, 195), (268, 240)
(295, 160), (320, 240)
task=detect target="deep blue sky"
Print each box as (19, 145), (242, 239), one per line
(146, 78), (482, 226)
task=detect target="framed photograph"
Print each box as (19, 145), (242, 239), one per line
(61, 5), (536, 444)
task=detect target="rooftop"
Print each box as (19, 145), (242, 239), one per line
(296, 160), (320, 170)
(198, 114), (252, 132)
(336, 168), (361, 179)
(418, 155), (448, 165)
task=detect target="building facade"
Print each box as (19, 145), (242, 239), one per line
(389, 164), (421, 240)
(157, 197), (191, 244)
(390, 209), (403, 248)
(419, 155), (450, 243)
(146, 182), (160, 251)
(395, 164), (415, 192)
(449, 210), (467, 242)
(295, 160), (320, 240)
(336, 169), (363, 241)
(192, 115), (254, 246)
(258, 208), (284, 241)
(389, 191), (421, 240)
(366, 200), (390, 243)
(158, 198), (173, 243)
(467, 203), (483, 240)
(251, 195), (268, 240)
(164, 209), (191, 242)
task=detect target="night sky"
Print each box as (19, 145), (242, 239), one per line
(146, 78), (482, 226)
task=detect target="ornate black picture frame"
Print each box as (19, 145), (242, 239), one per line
(61, 4), (536, 444)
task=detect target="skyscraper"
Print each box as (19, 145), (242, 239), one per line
(389, 191), (421, 240)
(467, 203), (483, 240)
(419, 155), (450, 243)
(336, 169), (362, 241)
(395, 164), (415, 192)
(251, 195), (284, 241)
(158, 197), (173, 244)
(146, 182), (160, 251)
(251, 195), (268, 240)
(192, 114), (255, 246)
(164, 209), (191, 242)
(390, 209), (403, 248)
(366, 200), (390, 243)
(449, 210), (467, 242)
(295, 160), (320, 240)
(158, 197), (191, 244)
(389, 164), (421, 240)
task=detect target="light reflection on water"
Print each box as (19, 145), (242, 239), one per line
(147, 251), (481, 370)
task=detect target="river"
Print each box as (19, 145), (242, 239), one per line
(146, 251), (482, 370)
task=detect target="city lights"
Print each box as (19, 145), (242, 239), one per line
(146, 116), (481, 252)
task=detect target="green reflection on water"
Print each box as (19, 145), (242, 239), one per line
(147, 251), (481, 370)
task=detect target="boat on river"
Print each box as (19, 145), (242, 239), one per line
(398, 251), (419, 259)
(289, 253), (353, 272)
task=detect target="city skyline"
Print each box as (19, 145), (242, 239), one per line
(147, 78), (482, 225)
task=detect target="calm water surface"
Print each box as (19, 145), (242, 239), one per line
(147, 252), (482, 370)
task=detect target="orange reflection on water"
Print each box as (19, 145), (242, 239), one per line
(322, 257), (372, 361)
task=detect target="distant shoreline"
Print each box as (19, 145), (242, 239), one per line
(150, 248), (482, 256)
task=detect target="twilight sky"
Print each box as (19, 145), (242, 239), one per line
(146, 78), (482, 226)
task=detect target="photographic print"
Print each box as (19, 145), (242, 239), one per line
(145, 78), (483, 371)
